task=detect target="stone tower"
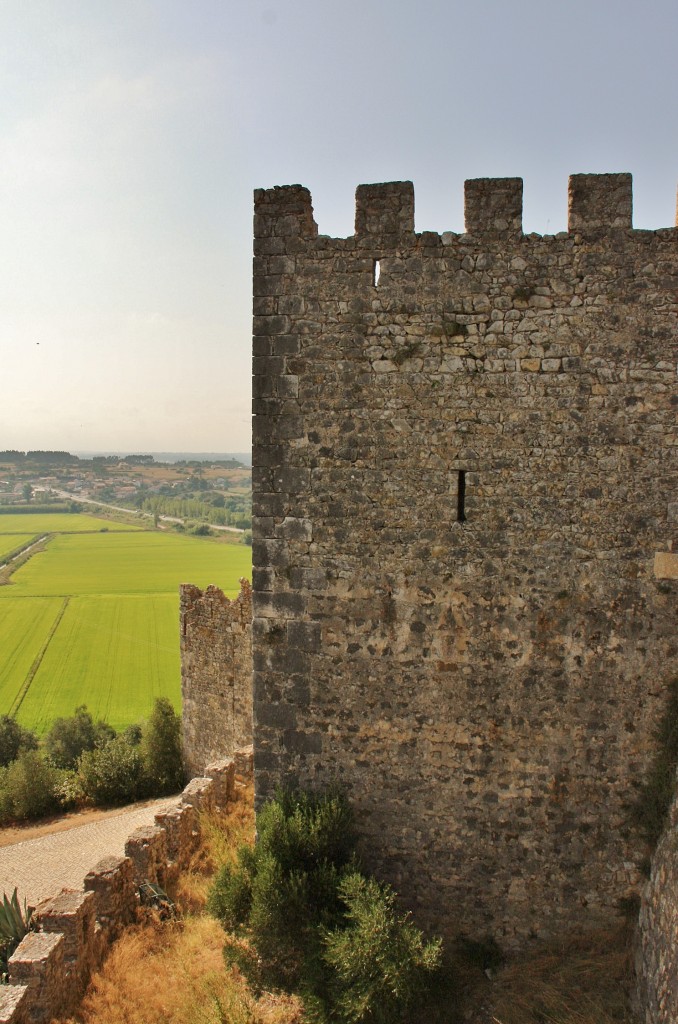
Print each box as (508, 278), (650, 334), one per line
(251, 174), (677, 944)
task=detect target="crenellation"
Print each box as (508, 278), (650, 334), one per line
(568, 172), (633, 231)
(354, 181), (415, 241)
(464, 177), (523, 237)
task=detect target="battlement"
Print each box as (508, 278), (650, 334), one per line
(254, 173), (678, 241)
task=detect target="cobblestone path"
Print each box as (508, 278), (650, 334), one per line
(0, 798), (178, 907)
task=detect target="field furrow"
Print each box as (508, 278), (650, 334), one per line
(17, 595), (181, 734)
(0, 598), (66, 713)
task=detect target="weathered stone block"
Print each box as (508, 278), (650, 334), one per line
(124, 825), (168, 887)
(464, 177), (523, 236)
(0, 985), (28, 1024)
(204, 758), (236, 806)
(154, 803), (200, 867)
(83, 855), (136, 941)
(8, 932), (65, 1022)
(568, 172), (633, 231)
(181, 777), (215, 813)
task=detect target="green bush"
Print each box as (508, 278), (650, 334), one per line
(45, 705), (115, 770)
(208, 789), (445, 1022)
(77, 736), (144, 805)
(209, 790), (355, 990)
(141, 698), (183, 794)
(633, 679), (678, 846)
(0, 751), (60, 823)
(0, 716), (37, 768)
(322, 873), (443, 1024)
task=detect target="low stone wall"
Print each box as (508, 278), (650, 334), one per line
(0, 749), (253, 1024)
(634, 775), (678, 1024)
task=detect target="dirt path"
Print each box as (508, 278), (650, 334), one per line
(0, 797), (179, 907)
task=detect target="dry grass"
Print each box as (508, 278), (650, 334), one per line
(470, 925), (639, 1024)
(174, 784), (255, 912)
(52, 786), (303, 1024)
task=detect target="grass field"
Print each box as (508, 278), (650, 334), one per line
(1, 532), (252, 598)
(0, 513), (139, 534)
(17, 596), (181, 733)
(0, 535), (35, 562)
(0, 598), (65, 715)
(0, 514), (252, 734)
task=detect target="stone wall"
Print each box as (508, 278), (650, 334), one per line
(180, 579), (253, 777)
(0, 751), (254, 1024)
(251, 175), (677, 946)
(634, 774), (678, 1024)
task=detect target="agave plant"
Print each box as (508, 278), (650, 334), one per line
(0, 889), (35, 983)
(0, 889), (34, 945)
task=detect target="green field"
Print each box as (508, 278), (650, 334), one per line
(0, 515), (252, 734)
(1, 532), (252, 598)
(0, 513), (139, 534)
(0, 535), (35, 562)
(0, 598), (65, 714)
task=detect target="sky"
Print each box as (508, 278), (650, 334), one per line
(0, 0), (676, 454)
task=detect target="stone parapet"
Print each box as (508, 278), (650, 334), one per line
(0, 750), (252, 1023)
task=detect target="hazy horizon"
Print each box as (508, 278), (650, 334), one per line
(1, 0), (676, 453)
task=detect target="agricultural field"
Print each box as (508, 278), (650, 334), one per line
(0, 514), (251, 734)
(0, 535), (35, 563)
(0, 513), (138, 534)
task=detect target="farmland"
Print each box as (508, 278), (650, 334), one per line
(0, 535), (35, 563)
(0, 513), (139, 533)
(0, 514), (251, 734)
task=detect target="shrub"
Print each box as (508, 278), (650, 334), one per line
(322, 873), (443, 1024)
(78, 736), (145, 805)
(0, 716), (37, 768)
(141, 698), (184, 794)
(0, 751), (60, 822)
(45, 705), (115, 770)
(209, 790), (355, 989)
(208, 789), (444, 1021)
(633, 679), (678, 846)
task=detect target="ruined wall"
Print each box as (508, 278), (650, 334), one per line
(634, 773), (678, 1024)
(252, 175), (677, 946)
(0, 753), (254, 1024)
(180, 579), (252, 777)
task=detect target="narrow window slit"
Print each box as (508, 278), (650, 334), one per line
(373, 259), (381, 287)
(457, 470), (466, 522)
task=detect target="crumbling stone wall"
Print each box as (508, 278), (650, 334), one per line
(0, 751), (254, 1024)
(252, 175), (677, 946)
(634, 774), (678, 1024)
(180, 579), (252, 777)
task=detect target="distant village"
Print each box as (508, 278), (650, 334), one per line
(0, 450), (252, 535)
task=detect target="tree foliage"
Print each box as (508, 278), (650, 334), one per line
(0, 716), (38, 768)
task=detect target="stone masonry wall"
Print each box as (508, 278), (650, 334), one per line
(252, 175), (677, 947)
(634, 772), (678, 1024)
(180, 579), (253, 778)
(0, 752), (254, 1024)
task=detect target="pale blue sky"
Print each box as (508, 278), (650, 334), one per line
(0, 0), (676, 452)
